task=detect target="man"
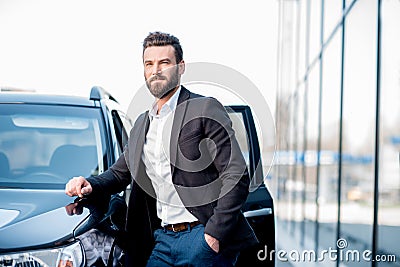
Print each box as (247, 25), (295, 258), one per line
(65, 31), (258, 267)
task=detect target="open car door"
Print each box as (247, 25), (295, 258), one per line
(226, 105), (275, 267)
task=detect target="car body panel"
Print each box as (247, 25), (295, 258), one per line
(0, 188), (89, 252)
(0, 92), (96, 107)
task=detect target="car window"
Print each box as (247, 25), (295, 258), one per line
(0, 104), (107, 186)
(226, 105), (264, 190)
(228, 111), (250, 168)
(111, 110), (132, 152)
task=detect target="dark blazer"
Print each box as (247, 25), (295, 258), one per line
(88, 87), (258, 266)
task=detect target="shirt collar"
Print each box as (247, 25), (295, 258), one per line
(149, 86), (181, 118)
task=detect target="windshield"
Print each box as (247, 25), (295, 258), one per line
(0, 104), (106, 188)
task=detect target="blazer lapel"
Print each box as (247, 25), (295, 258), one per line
(170, 87), (190, 176)
(132, 111), (150, 178)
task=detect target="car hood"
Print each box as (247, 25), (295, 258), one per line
(0, 188), (91, 252)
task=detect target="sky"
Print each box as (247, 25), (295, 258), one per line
(0, 0), (279, 113)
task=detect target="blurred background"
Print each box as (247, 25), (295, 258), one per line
(272, 1), (400, 266)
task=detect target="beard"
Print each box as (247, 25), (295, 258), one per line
(146, 67), (179, 99)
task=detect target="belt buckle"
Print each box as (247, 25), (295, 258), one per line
(171, 223), (186, 232)
(172, 223), (183, 232)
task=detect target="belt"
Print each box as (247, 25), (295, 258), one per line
(164, 221), (202, 232)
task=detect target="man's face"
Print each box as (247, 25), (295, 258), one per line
(143, 45), (185, 99)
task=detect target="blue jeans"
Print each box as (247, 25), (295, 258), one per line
(146, 224), (239, 267)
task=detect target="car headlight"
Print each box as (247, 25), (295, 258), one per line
(0, 241), (85, 267)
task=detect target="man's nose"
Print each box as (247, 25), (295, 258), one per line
(152, 64), (162, 76)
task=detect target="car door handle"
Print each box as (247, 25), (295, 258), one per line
(243, 207), (272, 217)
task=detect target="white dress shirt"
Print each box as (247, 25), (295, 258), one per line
(142, 87), (198, 226)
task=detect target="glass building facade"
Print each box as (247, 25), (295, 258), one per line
(270, 0), (400, 266)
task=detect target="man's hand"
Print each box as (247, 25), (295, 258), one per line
(204, 233), (219, 253)
(65, 176), (92, 198)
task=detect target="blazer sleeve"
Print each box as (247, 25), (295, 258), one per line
(87, 149), (132, 196)
(201, 97), (251, 242)
(86, 111), (148, 196)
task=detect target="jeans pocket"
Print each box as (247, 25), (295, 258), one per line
(201, 234), (218, 255)
(153, 229), (162, 242)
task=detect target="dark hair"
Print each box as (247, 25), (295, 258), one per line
(142, 31), (183, 63)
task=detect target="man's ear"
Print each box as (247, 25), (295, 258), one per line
(178, 60), (185, 75)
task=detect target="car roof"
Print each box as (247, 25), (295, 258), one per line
(0, 91), (97, 107)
